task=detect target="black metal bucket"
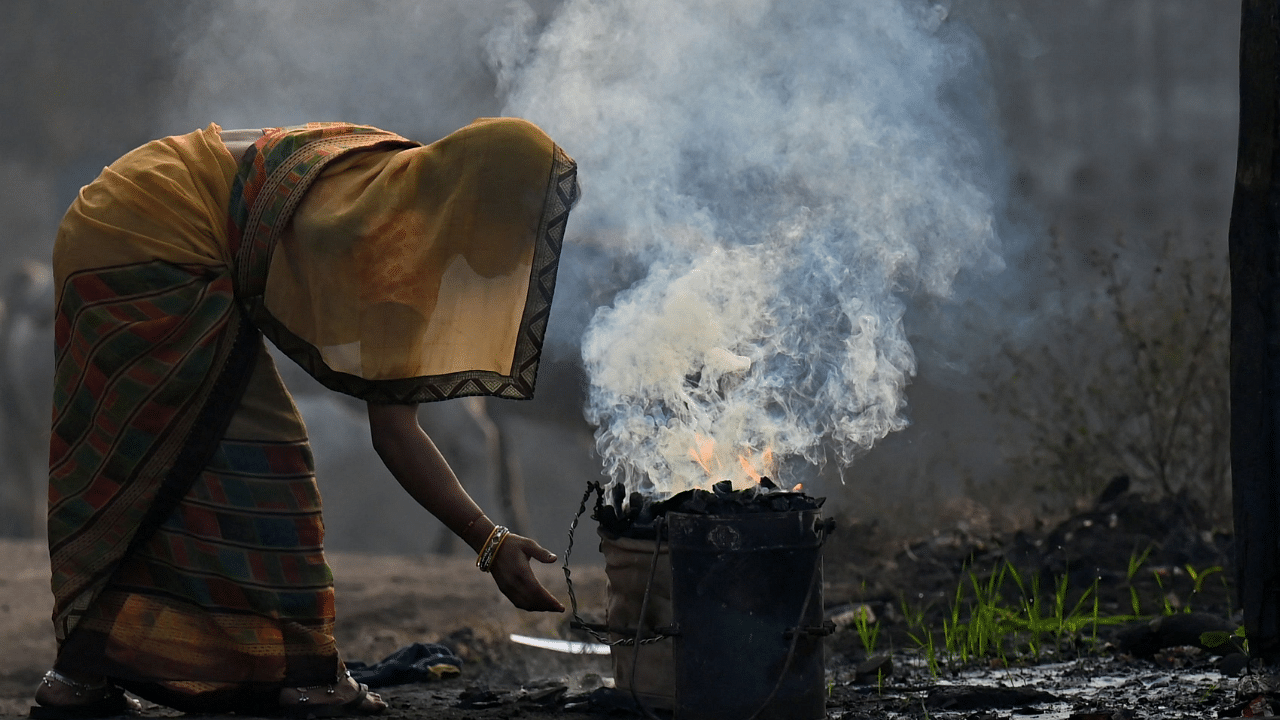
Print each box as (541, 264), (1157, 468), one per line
(667, 510), (830, 720)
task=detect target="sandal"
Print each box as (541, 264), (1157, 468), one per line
(29, 671), (141, 719)
(279, 673), (385, 718)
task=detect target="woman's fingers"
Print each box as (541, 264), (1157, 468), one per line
(490, 535), (565, 612)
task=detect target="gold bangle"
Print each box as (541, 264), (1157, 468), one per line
(478, 524), (500, 553)
(477, 527), (507, 572)
(476, 525), (510, 572)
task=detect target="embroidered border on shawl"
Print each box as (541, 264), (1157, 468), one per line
(507, 145), (579, 397)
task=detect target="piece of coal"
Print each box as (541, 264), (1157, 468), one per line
(612, 482), (625, 510)
(594, 478), (825, 538)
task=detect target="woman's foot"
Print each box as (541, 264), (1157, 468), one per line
(278, 673), (386, 717)
(30, 670), (140, 718)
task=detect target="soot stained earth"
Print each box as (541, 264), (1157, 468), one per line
(0, 488), (1266, 719)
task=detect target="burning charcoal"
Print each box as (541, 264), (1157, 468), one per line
(758, 475), (778, 490)
(611, 482), (626, 515)
(594, 505), (619, 528)
(604, 482), (826, 538)
(633, 501), (655, 529)
(625, 492), (645, 528)
(679, 490), (711, 515)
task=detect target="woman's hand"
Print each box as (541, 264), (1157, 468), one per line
(488, 534), (565, 612)
(365, 403), (564, 613)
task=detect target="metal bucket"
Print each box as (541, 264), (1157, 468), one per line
(668, 510), (829, 720)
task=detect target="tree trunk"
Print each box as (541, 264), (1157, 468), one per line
(1230, 0), (1280, 662)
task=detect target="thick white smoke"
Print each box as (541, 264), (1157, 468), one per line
(494, 0), (1006, 495)
(162, 0), (535, 137)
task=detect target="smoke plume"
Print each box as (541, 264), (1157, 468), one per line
(162, 1), (534, 138)
(492, 0), (1007, 495)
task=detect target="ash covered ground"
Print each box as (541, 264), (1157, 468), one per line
(0, 488), (1266, 720)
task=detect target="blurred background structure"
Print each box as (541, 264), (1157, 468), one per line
(0, 0), (1239, 551)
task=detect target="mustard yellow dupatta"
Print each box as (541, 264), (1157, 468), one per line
(235, 118), (579, 402)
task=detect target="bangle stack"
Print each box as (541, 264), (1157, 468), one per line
(476, 525), (511, 572)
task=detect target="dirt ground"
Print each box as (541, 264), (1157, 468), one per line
(0, 541), (617, 720)
(0, 490), (1272, 719)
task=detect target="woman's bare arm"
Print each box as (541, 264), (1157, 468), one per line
(366, 402), (564, 612)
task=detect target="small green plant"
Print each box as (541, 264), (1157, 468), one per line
(853, 604), (881, 656)
(1187, 564), (1223, 594)
(917, 559), (1155, 667)
(1152, 569), (1175, 615)
(1007, 564), (1044, 656)
(901, 595), (940, 677)
(901, 554), (1234, 671)
(1126, 544), (1155, 616)
(1200, 681), (1221, 702)
(943, 577), (968, 663)
(1184, 564), (1223, 612)
(961, 563), (1013, 661)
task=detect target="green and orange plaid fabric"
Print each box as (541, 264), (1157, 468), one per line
(49, 261), (247, 643)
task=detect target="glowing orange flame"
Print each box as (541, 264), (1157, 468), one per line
(793, 483), (803, 492)
(688, 436), (777, 489)
(689, 434), (719, 477)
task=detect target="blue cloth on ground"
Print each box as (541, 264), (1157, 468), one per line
(346, 643), (463, 688)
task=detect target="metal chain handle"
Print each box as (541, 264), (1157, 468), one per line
(562, 481), (672, 647)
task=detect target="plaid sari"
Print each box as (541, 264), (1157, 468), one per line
(47, 120), (573, 713)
